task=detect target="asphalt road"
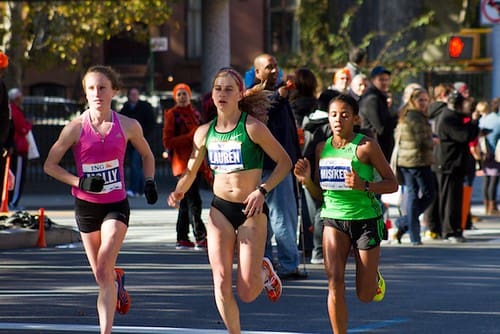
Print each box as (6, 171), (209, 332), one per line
(1, 206), (500, 334)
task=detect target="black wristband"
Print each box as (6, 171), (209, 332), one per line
(364, 181), (370, 192)
(257, 185), (268, 197)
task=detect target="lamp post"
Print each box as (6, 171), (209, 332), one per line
(149, 37), (168, 94)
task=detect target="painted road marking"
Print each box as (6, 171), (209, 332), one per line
(0, 322), (304, 333)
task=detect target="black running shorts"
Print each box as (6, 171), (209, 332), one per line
(322, 216), (387, 250)
(75, 197), (130, 233)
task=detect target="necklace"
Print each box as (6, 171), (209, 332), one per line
(332, 134), (354, 149)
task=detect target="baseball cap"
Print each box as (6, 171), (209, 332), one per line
(370, 66), (391, 78)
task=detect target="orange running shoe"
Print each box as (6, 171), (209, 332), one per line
(262, 258), (282, 302)
(115, 268), (131, 314)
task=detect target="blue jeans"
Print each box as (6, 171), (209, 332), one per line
(400, 166), (436, 243)
(127, 147), (144, 194)
(263, 171), (299, 274)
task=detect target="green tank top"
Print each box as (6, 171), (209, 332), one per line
(206, 112), (263, 174)
(319, 133), (382, 220)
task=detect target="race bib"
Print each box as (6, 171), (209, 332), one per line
(319, 157), (352, 190)
(82, 159), (122, 193)
(207, 140), (244, 173)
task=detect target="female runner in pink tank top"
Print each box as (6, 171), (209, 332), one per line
(44, 65), (157, 334)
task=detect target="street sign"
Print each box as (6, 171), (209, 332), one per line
(480, 0), (500, 25)
(150, 37), (168, 52)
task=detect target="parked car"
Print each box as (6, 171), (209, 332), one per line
(22, 96), (85, 126)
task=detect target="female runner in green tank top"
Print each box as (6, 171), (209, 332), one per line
(167, 67), (292, 334)
(294, 94), (398, 334)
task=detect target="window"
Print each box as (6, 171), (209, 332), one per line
(186, 0), (202, 59)
(268, 0), (299, 54)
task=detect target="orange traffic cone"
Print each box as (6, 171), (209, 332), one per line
(461, 185), (473, 231)
(37, 208), (47, 248)
(1, 155), (11, 214)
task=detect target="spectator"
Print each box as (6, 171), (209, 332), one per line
(289, 67), (318, 128)
(0, 51), (13, 203)
(329, 67), (351, 94)
(345, 47), (367, 78)
(0, 52), (9, 146)
(288, 67), (318, 255)
(120, 87), (156, 197)
(162, 83), (208, 250)
(433, 91), (480, 242)
(294, 94), (397, 334)
(301, 89), (340, 264)
(167, 67), (290, 333)
(394, 88), (435, 245)
(454, 81), (470, 99)
(423, 83), (454, 240)
(250, 53), (307, 279)
(8, 88), (32, 210)
(477, 100), (500, 215)
(348, 73), (368, 102)
(359, 66), (397, 161)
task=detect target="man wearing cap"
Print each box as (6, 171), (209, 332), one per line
(359, 65), (398, 161)
(120, 87), (156, 197)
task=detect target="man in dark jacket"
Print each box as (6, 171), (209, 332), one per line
(359, 66), (397, 161)
(120, 88), (156, 197)
(434, 91), (480, 242)
(249, 53), (306, 279)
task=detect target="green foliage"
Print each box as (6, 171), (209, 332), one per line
(4, 0), (174, 71)
(283, 0), (450, 92)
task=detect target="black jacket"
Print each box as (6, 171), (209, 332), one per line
(359, 86), (397, 161)
(120, 100), (156, 142)
(434, 106), (479, 174)
(263, 90), (301, 170)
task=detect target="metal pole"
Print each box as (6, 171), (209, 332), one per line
(149, 48), (155, 94)
(492, 25), (499, 99)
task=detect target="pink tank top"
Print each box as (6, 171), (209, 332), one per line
(72, 110), (127, 203)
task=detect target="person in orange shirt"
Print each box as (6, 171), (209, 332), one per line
(163, 83), (208, 250)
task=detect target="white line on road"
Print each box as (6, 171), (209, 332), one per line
(0, 322), (310, 334)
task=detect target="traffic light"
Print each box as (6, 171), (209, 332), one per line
(448, 35), (474, 59)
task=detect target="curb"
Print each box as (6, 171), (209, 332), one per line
(0, 224), (80, 250)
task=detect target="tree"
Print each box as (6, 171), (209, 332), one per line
(0, 1), (175, 89)
(284, 0), (455, 93)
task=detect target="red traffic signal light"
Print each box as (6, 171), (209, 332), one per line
(448, 35), (474, 60)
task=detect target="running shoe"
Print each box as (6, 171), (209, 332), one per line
(372, 270), (385, 302)
(176, 239), (195, 250)
(262, 257), (282, 302)
(194, 239), (207, 251)
(115, 268), (131, 314)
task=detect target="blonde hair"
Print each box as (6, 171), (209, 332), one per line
(475, 101), (490, 115)
(399, 88), (428, 122)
